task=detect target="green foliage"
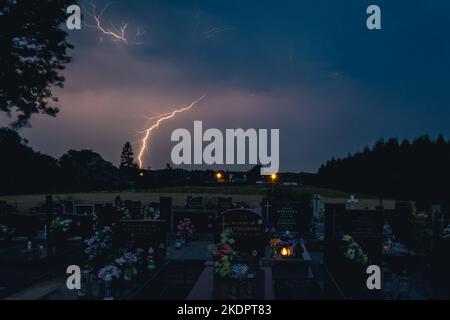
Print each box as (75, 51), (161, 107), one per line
(0, 0), (76, 128)
(316, 135), (450, 205)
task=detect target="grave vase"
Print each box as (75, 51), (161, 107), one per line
(103, 277), (114, 300)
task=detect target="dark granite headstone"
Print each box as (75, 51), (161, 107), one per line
(96, 204), (121, 226)
(124, 200), (133, 209)
(75, 204), (95, 215)
(214, 209), (265, 261)
(62, 213), (93, 238)
(116, 220), (167, 257)
(323, 204), (383, 299)
(45, 195), (53, 208)
(159, 197), (172, 228)
(185, 196), (204, 210)
(129, 207), (143, 220)
(268, 201), (312, 238)
(234, 201), (250, 209)
(217, 197), (234, 213)
(172, 209), (216, 234)
(63, 200), (75, 214)
(94, 203), (104, 213)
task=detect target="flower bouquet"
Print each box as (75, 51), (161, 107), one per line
(98, 265), (122, 281)
(49, 217), (72, 235)
(84, 226), (114, 270)
(176, 218), (194, 244)
(114, 248), (145, 281)
(98, 265), (121, 300)
(144, 207), (160, 220)
(269, 231), (300, 258)
(48, 217), (73, 249)
(0, 224), (15, 240)
(211, 229), (238, 279)
(340, 234), (368, 265)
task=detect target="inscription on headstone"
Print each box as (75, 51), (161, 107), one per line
(214, 209), (265, 261)
(116, 220), (167, 257)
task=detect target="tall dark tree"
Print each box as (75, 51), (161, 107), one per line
(316, 135), (450, 207)
(120, 142), (138, 170)
(0, 0), (75, 128)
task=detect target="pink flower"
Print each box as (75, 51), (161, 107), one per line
(222, 244), (232, 255)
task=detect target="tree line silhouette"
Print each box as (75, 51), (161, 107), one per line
(314, 135), (450, 208)
(1, 127), (449, 208)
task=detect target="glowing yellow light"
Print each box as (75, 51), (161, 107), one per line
(271, 173), (277, 181)
(216, 172), (222, 179)
(139, 172), (144, 177)
(280, 247), (289, 256)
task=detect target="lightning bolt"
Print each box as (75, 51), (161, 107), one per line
(84, 0), (145, 45)
(137, 94), (206, 169)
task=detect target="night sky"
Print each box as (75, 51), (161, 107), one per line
(1, 0), (449, 172)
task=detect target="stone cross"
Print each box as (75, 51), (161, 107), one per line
(313, 194), (321, 217)
(346, 194), (359, 210)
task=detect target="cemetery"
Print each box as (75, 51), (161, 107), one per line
(1, 190), (448, 300)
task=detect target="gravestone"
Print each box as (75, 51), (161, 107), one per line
(75, 204), (95, 215)
(214, 209), (265, 261)
(267, 201), (312, 238)
(63, 200), (75, 214)
(160, 197), (172, 230)
(45, 195), (53, 208)
(217, 197), (234, 213)
(185, 196), (204, 210)
(172, 209), (216, 234)
(62, 213), (93, 238)
(432, 204), (450, 239)
(94, 203), (104, 213)
(115, 220), (167, 257)
(124, 200), (133, 209)
(96, 204), (121, 226)
(313, 194), (321, 218)
(234, 201), (249, 209)
(129, 207), (143, 220)
(323, 204), (383, 299)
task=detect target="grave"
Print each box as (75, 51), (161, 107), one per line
(74, 204), (95, 215)
(129, 206), (143, 220)
(217, 197), (234, 213)
(313, 194), (321, 218)
(172, 208), (216, 234)
(214, 209), (265, 261)
(266, 200), (313, 238)
(188, 209), (272, 300)
(185, 196), (204, 210)
(115, 220), (168, 258)
(159, 197), (172, 227)
(63, 200), (75, 214)
(430, 204), (450, 296)
(323, 204), (383, 299)
(96, 204), (122, 226)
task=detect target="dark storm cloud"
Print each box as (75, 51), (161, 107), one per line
(2, 0), (449, 172)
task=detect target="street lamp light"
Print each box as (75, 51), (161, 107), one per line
(270, 173), (277, 182)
